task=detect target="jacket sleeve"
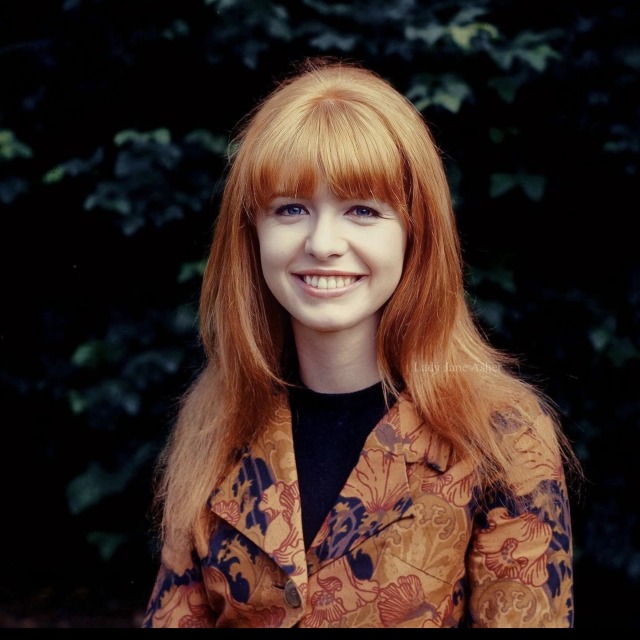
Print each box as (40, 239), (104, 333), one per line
(142, 544), (217, 628)
(465, 416), (575, 628)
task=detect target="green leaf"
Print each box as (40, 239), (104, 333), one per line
(432, 85), (470, 113)
(265, 4), (291, 40)
(489, 127), (519, 143)
(405, 24), (445, 46)
(162, 19), (190, 40)
(616, 45), (640, 70)
(517, 44), (561, 72)
(71, 341), (104, 367)
(588, 316), (617, 353)
(178, 259), (207, 283)
(407, 74), (471, 114)
(0, 177), (28, 203)
(589, 327), (611, 353)
(121, 215), (145, 236)
(489, 127), (505, 144)
(603, 124), (640, 154)
(114, 128), (172, 146)
(67, 383), (140, 418)
(84, 183), (132, 215)
(607, 337), (639, 368)
(519, 174), (546, 201)
(447, 23), (498, 50)
(42, 148), (104, 184)
(490, 48), (515, 71)
(490, 172), (547, 201)
(0, 129), (33, 161)
(66, 443), (156, 514)
(86, 531), (128, 561)
(68, 389), (89, 415)
(122, 349), (184, 383)
(489, 173), (518, 198)
(302, 0), (351, 17)
(42, 167), (65, 184)
(184, 129), (229, 155)
(451, 6), (489, 24)
(449, 24), (474, 49)
(475, 300), (505, 330)
(174, 305), (198, 334)
(113, 148), (153, 178)
(70, 337), (125, 370)
(67, 462), (120, 514)
(487, 268), (516, 293)
(466, 265), (516, 293)
(487, 75), (526, 103)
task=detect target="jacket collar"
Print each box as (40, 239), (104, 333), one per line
(208, 392), (453, 584)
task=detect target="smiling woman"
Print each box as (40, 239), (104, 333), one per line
(141, 57), (581, 628)
(255, 183), (406, 377)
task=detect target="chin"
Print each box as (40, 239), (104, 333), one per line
(292, 314), (371, 335)
(301, 322), (351, 334)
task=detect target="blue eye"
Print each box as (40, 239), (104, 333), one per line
(275, 204), (306, 216)
(351, 206), (376, 217)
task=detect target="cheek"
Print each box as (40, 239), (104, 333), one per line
(256, 226), (280, 272)
(371, 229), (406, 279)
(256, 226), (298, 294)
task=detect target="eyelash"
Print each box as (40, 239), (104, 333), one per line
(273, 204), (381, 218)
(274, 204), (306, 216)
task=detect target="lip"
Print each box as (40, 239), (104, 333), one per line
(294, 270), (365, 277)
(292, 273), (366, 298)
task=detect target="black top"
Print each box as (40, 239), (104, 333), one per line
(288, 379), (393, 550)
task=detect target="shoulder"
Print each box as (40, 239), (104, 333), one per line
(493, 402), (565, 497)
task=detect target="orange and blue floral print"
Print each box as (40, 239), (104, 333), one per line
(143, 395), (574, 628)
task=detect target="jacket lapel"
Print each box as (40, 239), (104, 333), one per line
(208, 391), (454, 581)
(308, 394), (453, 566)
(208, 396), (308, 583)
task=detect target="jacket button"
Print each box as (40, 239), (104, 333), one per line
(284, 579), (302, 608)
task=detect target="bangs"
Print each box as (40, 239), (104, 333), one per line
(242, 99), (409, 216)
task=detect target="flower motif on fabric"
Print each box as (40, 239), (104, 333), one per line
(347, 448), (408, 515)
(377, 574), (437, 627)
(259, 480), (305, 574)
(304, 557), (378, 627)
(213, 500), (241, 527)
(421, 457), (476, 507)
(475, 508), (552, 586)
(153, 582), (217, 628)
(507, 427), (562, 496)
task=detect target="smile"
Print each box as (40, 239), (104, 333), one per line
(301, 275), (360, 289)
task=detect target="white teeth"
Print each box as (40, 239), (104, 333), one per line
(303, 275), (357, 289)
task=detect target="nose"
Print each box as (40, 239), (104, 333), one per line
(304, 214), (347, 260)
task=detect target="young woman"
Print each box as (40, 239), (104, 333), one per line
(142, 58), (579, 628)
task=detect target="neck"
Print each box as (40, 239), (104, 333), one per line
(292, 318), (381, 394)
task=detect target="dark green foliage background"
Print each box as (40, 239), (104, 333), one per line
(1, 0), (638, 628)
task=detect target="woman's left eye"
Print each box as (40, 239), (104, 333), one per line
(350, 206), (377, 217)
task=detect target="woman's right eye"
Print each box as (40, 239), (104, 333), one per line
(274, 204), (306, 216)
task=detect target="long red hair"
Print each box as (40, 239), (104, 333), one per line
(153, 58), (578, 551)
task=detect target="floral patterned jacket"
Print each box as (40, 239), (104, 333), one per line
(142, 393), (574, 628)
